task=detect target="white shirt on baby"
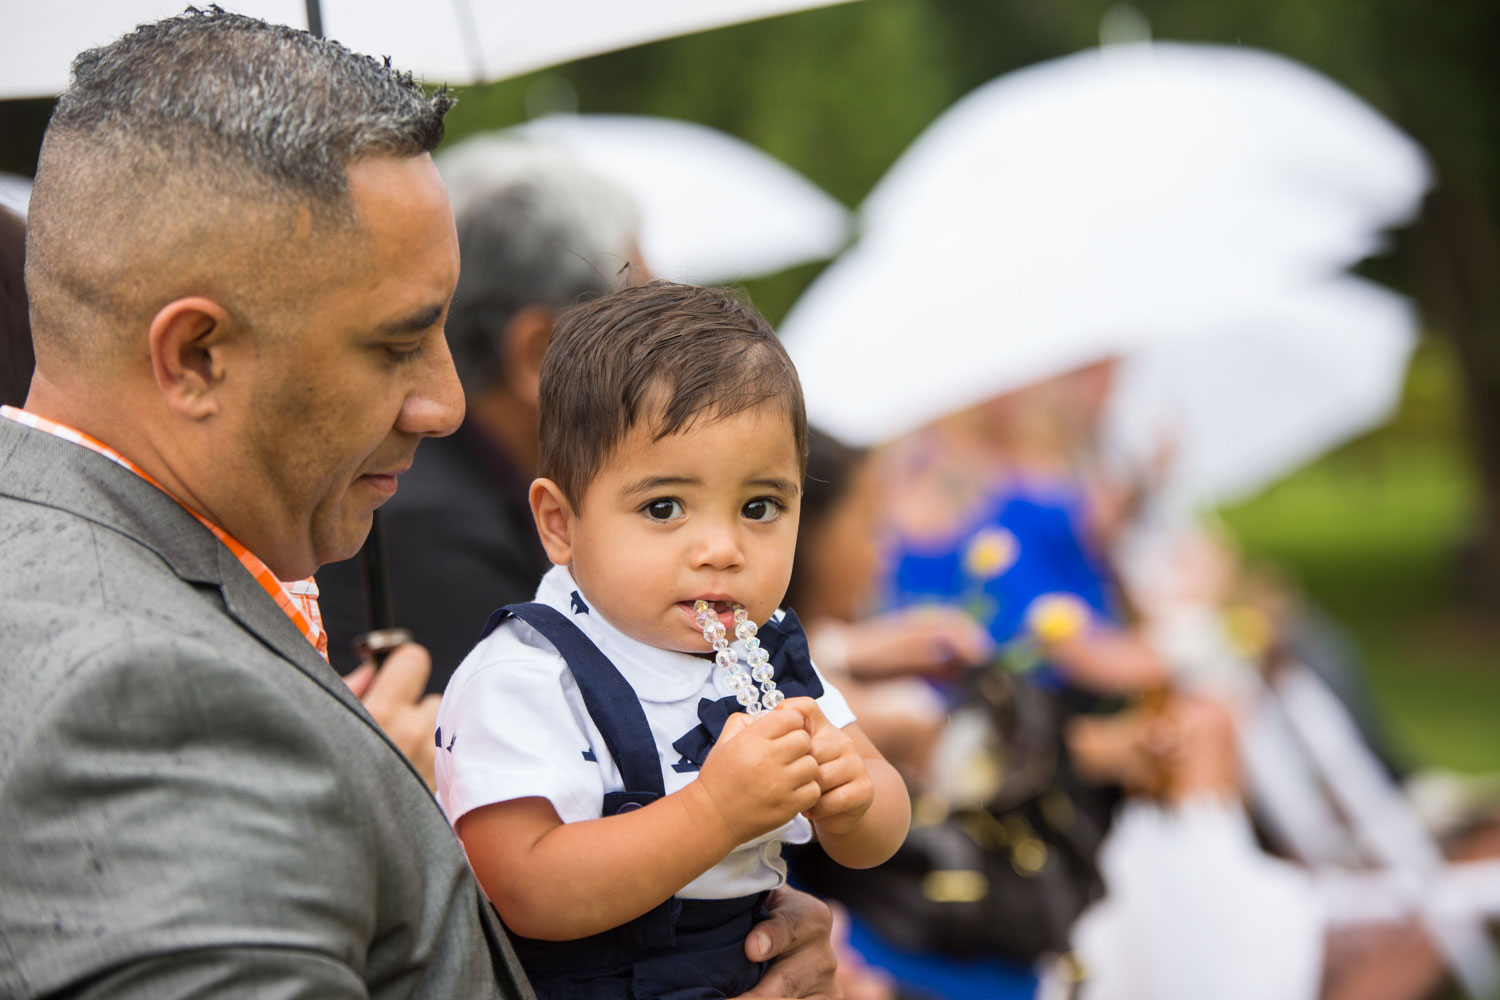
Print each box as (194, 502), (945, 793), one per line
(434, 565), (855, 900)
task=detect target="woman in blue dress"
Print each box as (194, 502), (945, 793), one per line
(878, 366), (1169, 707)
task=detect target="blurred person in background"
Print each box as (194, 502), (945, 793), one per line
(787, 428), (993, 781)
(880, 362), (1170, 709)
(881, 360), (1500, 1000)
(0, 206), (32, 406)
(785, 428), (1104, 999)
(318, 138), (645, 686)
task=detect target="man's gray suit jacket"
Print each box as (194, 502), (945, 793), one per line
(0, 417), (533, 999)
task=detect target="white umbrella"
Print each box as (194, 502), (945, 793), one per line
(781, 234), (1230, 446)
(781, 41), (1429, 447)
(498, 114), (850, 283)
(0, 0), (861, 99)
(1104, 276), (1419, 509)
(860, 42), (1427, 271)
(0, 175), (31, 218)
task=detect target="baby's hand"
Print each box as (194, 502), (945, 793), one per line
(697, 708), (821, 845)
(781, 698), (875, 836)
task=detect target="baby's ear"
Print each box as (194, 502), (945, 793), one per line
(529, 478), (576, 566)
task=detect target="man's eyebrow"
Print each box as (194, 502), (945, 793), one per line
(377, 303), (446, 337)
(619, 475), (699, 497)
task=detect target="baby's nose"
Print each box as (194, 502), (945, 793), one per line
(691, 521), (745, 569)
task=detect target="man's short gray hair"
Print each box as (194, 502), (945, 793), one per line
(26, 7), (455, 358)
(47, 7), (452, 206)
(436, 135), (642, 395)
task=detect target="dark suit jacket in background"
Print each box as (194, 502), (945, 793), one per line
(318, 421), (551, 692)
(0, 418), (532, 1000)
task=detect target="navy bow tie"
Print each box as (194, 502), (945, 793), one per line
(670, 608), (826, 770)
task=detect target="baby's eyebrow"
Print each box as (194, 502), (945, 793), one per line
(619, 475), (698, 498)
(748, 477), (801, 497)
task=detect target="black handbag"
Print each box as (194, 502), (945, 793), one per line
(790, 667), (1111, 962)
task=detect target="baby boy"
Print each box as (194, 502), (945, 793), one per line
(434, 281), (908, 999)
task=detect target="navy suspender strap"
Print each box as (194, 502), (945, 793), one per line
(483, 601), (681, 958)
(487, 602), (667, 802)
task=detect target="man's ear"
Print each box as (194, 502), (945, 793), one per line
(530, 477), (576, 566)
(146, 296), (237, 420)
(502, 304), (555, 408)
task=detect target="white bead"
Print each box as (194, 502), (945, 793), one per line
(735, 621), (757, 642)
(746, 702), (767, 718)
(736, 687), (759, 707)
(733, 607), (749, 623)
(715, 648), (738, 669)
(728, 672), (753, 691)
(761, 688), (784, 708)
(746, 646), (770, 668)
(709, 621), (727, 638)
(701, 628), (718, 643)
(744, 637), (760, 652)
(752, 662), (775, 683)
(713, 637), (730, 651)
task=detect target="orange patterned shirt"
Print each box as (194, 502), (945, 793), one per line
(1, 405), (328, 659)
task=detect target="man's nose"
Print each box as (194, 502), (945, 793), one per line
(398, 335), (466, 437)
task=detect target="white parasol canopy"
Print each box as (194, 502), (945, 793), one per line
(504, 114), (850, 283)
(0, 0), (861, 99)
(782, 41), (1430, 449)
(859, 42), (1427, 267)
(1105, 276), (1419, 509)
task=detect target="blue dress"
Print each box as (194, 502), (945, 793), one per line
(887, 479), (1118, 691)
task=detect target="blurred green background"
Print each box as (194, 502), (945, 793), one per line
(4, 0), (1496, 771)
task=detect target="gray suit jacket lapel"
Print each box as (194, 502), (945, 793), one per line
(0, 419), (402, 771)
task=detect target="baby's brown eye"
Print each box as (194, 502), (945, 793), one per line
(742, 498), (781, 522)
(644, 499), (684, 521)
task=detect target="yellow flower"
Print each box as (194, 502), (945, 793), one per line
(1026, 593), (1090, 644)
(963, 527), (1019, 580)
(1224, 605), (1275, 659)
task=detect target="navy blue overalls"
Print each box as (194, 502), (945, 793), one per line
(476, 599), (824, 1000)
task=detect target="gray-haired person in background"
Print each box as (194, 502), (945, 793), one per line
(319, 137), (646, 687)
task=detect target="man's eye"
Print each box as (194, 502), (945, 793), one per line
(386, 344), (424, 365)
(643, 498), (685, 521)
(742, 498), (784, 523)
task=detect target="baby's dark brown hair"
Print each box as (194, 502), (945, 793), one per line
(538, 281), (807, 508)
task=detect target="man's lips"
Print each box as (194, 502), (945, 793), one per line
(359, 464), (411, 497)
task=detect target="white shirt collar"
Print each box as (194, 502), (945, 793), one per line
(534, 565), (715, 703)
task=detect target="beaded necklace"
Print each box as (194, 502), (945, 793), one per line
(693, 600), (783, 716)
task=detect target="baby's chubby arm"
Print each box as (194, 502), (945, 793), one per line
(780, 697), (911, 869)
(457, 708), (821, 942)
